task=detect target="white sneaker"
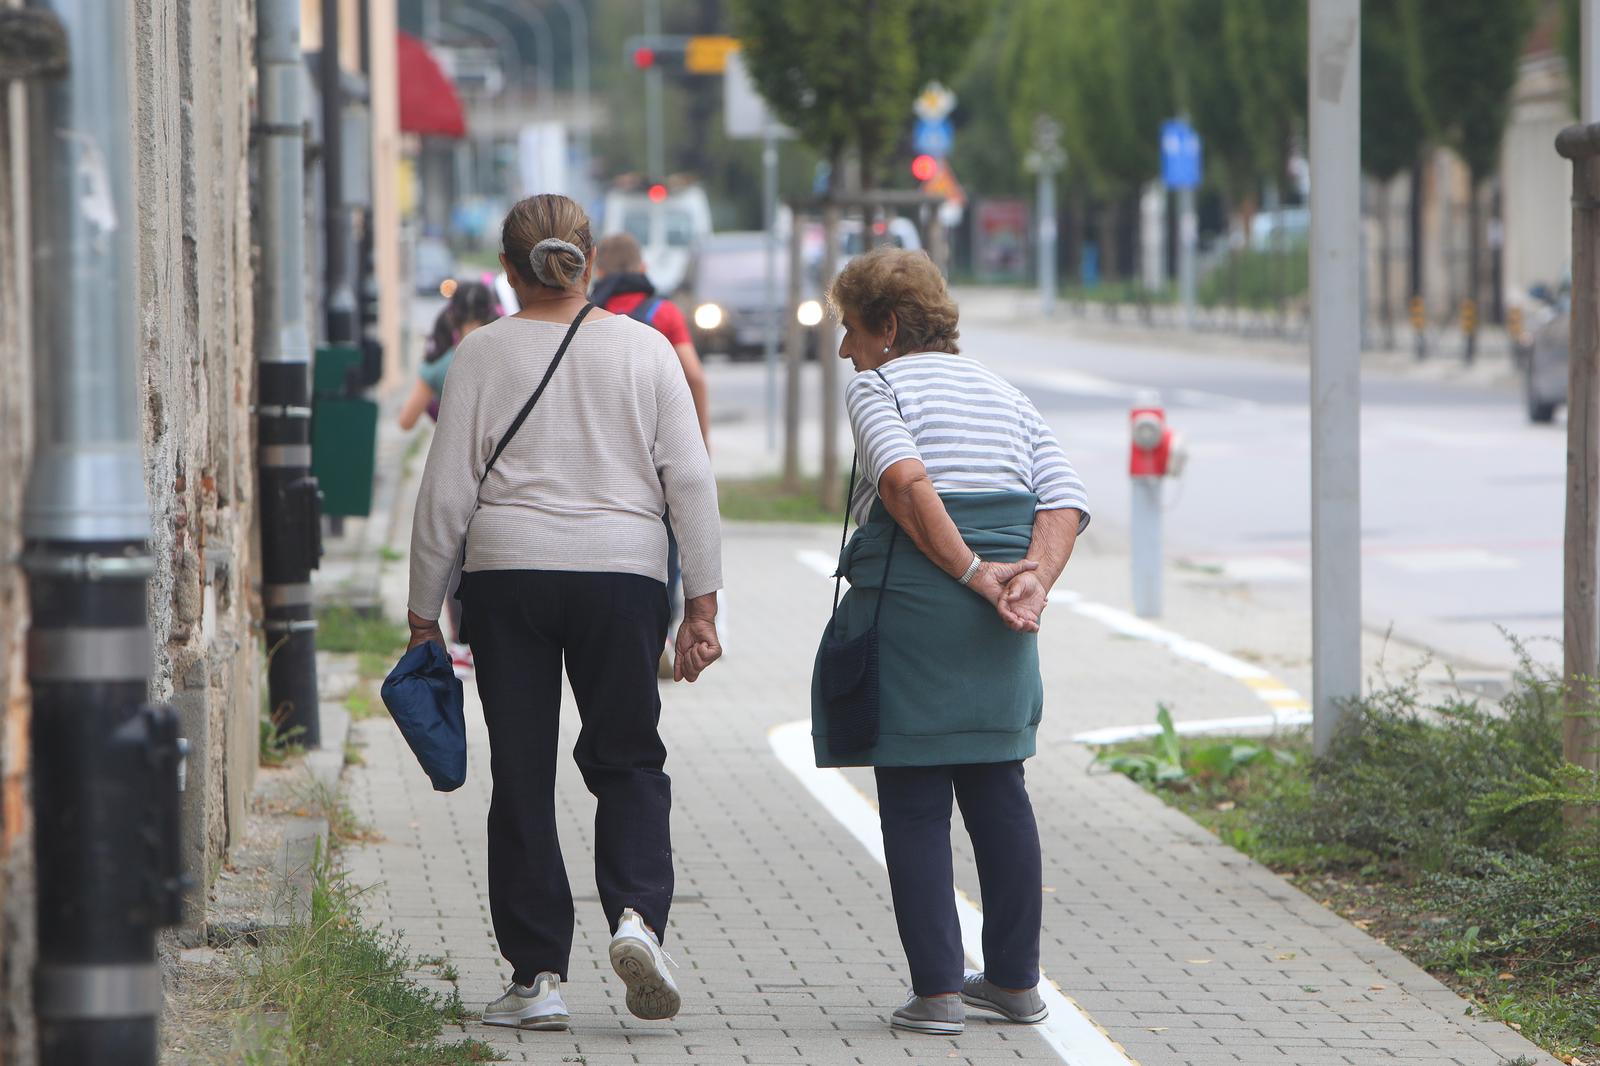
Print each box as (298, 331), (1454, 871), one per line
(483, 972), (570, 1030)
(608, 908), (680, 1020)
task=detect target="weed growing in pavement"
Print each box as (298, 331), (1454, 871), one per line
(241, 844), (494, 1065)
(260, 712), (306, 768)
(379, 545), (405, 563)
(289, 777), (377, 847)
(1093, 653), (1600, 1061)
(317, 605), (408, 657)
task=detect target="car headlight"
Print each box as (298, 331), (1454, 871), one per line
(694, 303), (723, 330)
(796, 299), (823, 327)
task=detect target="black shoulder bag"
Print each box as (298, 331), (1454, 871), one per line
(818, 369), (901, 755)
(453, 303), (593, 645)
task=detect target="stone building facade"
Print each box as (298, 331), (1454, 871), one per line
(0, 1), (265, 1059)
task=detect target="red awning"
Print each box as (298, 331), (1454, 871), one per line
(398, 31), (466, 139)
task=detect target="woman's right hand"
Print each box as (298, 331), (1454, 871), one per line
(965, 559), (1038, 612)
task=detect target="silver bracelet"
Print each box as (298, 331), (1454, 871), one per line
(957, 552), (982, 586)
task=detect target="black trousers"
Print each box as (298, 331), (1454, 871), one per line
(875, 761), (1043, 996)
(462, 569), (674, 985)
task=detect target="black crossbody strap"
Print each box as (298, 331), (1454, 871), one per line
(479, 302), (594, 487)
(831, 367), (904, 618)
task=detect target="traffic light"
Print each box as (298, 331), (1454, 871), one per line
(632, 46), (656, 70)
(647, 183), (669, 203)
(911, 154), (938, 182)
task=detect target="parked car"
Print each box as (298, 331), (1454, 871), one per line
(600, 185), (712, 297)
(687, 231), (823, 361)
(413, 236), (457, 295)
(1525, 277), (1571, 424)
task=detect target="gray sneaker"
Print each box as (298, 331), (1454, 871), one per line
(961, 972), (1048, 1023)
(483, 972), (570, 1030)
(890, 992), (964, 1035)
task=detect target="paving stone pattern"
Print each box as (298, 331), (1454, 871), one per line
(343, 521), (1555, 1066)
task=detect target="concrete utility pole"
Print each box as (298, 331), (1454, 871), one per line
(1308, 0), (1362, 757)
(24, 2), (185, 1061)
(1585, 0), (1600, 123)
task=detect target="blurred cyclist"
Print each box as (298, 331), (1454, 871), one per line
(590, 233), (711, 674)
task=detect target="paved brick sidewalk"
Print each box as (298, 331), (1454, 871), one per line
(343, 503), (1555, 1064)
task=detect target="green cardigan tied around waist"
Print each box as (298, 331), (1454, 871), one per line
(810, 491), (1042, 768)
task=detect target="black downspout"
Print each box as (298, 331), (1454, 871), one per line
(23, 4), (185, 1063)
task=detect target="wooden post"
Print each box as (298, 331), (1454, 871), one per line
(1558, 124), (1600, 803)
(819, 202), (842, 511)
(782, 212), (804, 492)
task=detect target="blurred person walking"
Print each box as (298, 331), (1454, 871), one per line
(398, 281), (499, 673)
(407, 194), (724, 1030)
(591, 232), (712, 675)
(811, 248), (1089, 1036)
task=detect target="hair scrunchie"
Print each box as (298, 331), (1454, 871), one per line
(528, 237), (587, 288)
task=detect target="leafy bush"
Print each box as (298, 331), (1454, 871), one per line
(1255, 666), (1565, 872)
(1094, 705), (1294, 790)
(1419, 849), (1600, 975)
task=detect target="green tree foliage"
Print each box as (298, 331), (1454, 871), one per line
(1221, 0), (1307, 180)
(1361, 0), (1427, 183)
(1001, 0), (1171, 197)
(1404, 0), (1536, 182)
(1158, 0), (1256, 204)
(949, 1), (1029, 198)
(730, 0), (985, 189)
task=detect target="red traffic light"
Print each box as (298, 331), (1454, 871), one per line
(911, 154), (938, 182)
(647, 183), (669, 203)
(632, 46), (656, 70)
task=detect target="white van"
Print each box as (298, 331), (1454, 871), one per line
(601, 185), (712, 297)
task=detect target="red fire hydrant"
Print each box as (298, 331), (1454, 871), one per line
(1130, 399), (1184, 617)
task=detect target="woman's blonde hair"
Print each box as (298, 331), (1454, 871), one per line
(828, 246), (960, 354)
(501, 193), (593, 290)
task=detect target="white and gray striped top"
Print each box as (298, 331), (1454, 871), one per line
(408, 313), (722, 622)
(845, 352), (1091, 528)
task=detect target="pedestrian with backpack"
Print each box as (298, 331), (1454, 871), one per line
(407, 194), (724, 1030)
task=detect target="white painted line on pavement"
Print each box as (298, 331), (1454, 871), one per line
(1048, 591), (1311, 743)
(768, 721), (1139, 1066)
(797, 549), (839, 579)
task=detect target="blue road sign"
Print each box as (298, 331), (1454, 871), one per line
(1161, 119), (1202, 190)
(914, 118), (953, 158)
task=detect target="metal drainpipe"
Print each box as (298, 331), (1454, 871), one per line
(322, 0), (356, 344)
(22, 1), (186, 1062)
(260, 0), (324, 746)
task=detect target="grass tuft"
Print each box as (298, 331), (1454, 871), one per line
(240, 845), (495, 1064)
(717, 477), (841, 524)
(317, 606), (409, 657)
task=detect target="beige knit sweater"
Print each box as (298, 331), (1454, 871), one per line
(407, 312), (723, 621)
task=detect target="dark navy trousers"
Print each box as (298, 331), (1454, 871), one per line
(874, 761), (1043, 996)
(464, 569), (673, 985)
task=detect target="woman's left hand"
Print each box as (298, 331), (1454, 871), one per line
(406, 610), (447, 652)
(965, 559), (1039, 611)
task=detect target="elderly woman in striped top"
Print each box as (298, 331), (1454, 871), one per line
(810, 247), (1089, 1037)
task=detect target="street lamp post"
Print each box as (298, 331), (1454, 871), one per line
(550, 0), (593, 201)
(1025, 116), (1065, 318)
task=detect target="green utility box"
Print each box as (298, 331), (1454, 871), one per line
(311, 345), (378, 517)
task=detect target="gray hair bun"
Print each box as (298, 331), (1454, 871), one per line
(529, 237), (587, 288)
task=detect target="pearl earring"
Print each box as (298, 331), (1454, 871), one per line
(881, 345), (890, 354)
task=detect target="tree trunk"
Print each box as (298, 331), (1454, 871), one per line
(1098, 198), (1120, 283)
(1409, 157), (1426, 358)
(1378, 179), (1394, 350)
(1466, 178), (1481, 364)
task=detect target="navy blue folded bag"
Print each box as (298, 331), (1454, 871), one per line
(380, 642), (466, 792)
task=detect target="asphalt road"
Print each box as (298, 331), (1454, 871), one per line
(701, 315), (1560, 675)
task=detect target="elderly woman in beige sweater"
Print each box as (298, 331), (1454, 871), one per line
(406, 193), (722, 1031)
